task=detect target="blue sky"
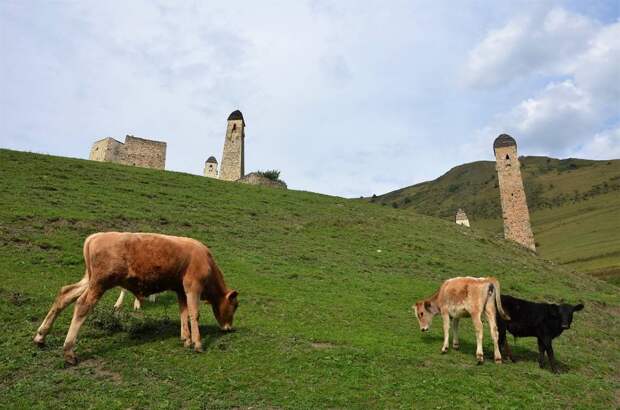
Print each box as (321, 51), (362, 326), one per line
(1, 1), (618, 197)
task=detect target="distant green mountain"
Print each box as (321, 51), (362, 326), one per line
(369, 156), (620, 282)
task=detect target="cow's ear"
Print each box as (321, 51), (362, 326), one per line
(226, 290), (238, 302)
(424, 301), (438, 314)
(573, 304), (584, 312)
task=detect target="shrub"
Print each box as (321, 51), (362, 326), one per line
(257, 170), (281, 181)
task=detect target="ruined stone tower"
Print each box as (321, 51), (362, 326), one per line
(89, 135), (166, 169)
(455, 208), (470, 227)
(204, 156), (219, 178)
(219, 110), (245, 181)
(493, 134), (536, 251)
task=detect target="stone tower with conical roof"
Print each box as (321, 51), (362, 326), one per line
(219, 110), (245, 181)
(455, 208), (470, 227)
(204, 156), (218, 179)
(493, 134), (536, 251)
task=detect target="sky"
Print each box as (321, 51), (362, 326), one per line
(1, 1), (618, 198)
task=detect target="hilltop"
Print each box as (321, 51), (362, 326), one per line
(0, 149), (618, 409)
(369, 157), (620, 283)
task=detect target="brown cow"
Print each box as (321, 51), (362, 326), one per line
(33, 232), (239, 365)
(412, 276), (510, 364)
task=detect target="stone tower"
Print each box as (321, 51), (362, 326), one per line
(219, 110), (245, 181)
(493, 134), (536, 251)
(455, 208), (470, 227)
(204, 156), (219, 178)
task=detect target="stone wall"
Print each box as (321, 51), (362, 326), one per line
(89, 135), (166, 170)
(89, 138), (122, 162)
(494, 139), (536, 251)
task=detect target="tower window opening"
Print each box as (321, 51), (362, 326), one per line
(505, 154), (510, 160)
(232, 124), (237, 131)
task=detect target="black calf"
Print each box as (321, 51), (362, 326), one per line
(497, 294), (584, 373)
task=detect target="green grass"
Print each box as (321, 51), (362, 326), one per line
(1, 149), (618, 409)
(369, 157), (620, 281)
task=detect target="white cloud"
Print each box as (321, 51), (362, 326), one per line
(465, 8), (620, 160)
(575, 126), (620, 159)
(464, 8), (599, 88)
(1, 2), (618, 198)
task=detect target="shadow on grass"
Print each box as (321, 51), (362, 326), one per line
(416, 332), (567, 369)
(78, 304), (241, 362)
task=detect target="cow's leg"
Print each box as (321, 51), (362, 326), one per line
(186, 292), (203, 352)
(177, 293), (191, 347)
(34, 276), (88, 345)
(63, 286), (104, 365)
(441, 311), (450, 354)
(498, 325), (515, 362)
(148, 294), (157, 302)
(485, 305), (502, 363)
(133, 297), (143, 310)
(545, 339), (559, 373)
(113, 289), (126, 310)
(471, 311), (484, 364)
(537, 337), (546, 369)
(451, 318), (460, 350)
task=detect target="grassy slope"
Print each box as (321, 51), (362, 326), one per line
(370, 157), (620, 281)
(0, 149), (618, 409)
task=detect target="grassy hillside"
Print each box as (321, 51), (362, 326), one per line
(0, 149), (618, 409)
(370, 157), (620, 282)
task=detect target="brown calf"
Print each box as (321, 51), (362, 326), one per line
(413, 276), (510, 364)
(33, 232), (239, 365)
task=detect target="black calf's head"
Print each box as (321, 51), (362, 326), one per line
(554, 303), (584, 329)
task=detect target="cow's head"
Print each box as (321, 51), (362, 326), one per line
(212, 290), (239, 332)
(412, 300), (439, 332)
(554, 303), (584, 329)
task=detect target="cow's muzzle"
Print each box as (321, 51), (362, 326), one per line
(421, 327), (429, 332)
(221, 324), (232, 332)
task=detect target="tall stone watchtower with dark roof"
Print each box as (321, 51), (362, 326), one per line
(493, 134), (536, 251)
(219, 110), (245, 181)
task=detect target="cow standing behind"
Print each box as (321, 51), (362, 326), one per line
(413, 276), (510, 364)
(113, 289), (157, 310)
(33, 232), (239, 365)
(497, 294), (584, 373)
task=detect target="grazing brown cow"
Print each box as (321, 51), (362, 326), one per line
(33, 232), (239, 365)
(412, 276), (510, 364)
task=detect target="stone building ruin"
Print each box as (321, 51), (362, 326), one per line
(455, 208), (470, 227)
(204, 156), (219, 178)
(219, 110), (245, 181)
(89, 135), (166, 170)
(493, 134), (536, 251)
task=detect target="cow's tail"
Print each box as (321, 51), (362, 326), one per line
(489, 278), (510, 321)
(78, 234), (96, 291)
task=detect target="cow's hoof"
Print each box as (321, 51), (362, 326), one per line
(494, 358), (502, 364)
(194, 345), (203, 353)
(441, 347), (449, 354)
(476, 355), (484, 365)
(64, 353), (78, 367)
(183, 339), (192, 348)
(452, 344), (460, 350)
(33, 334), (45, 347)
